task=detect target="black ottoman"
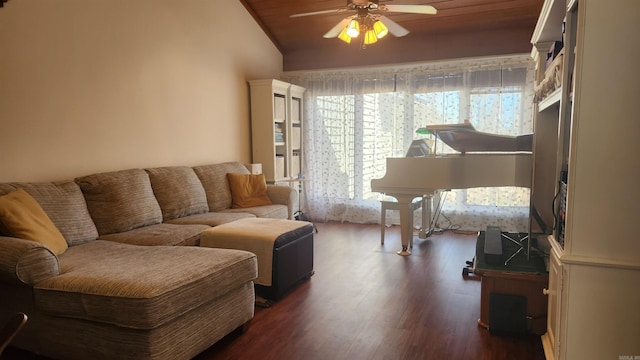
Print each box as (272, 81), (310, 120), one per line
(200, 218), (314, 302)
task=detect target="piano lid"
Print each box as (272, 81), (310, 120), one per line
(421, 121), (533, 154)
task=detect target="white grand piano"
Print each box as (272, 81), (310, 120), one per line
(371, 122), (533, 255)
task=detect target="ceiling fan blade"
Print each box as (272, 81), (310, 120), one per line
(382, 4), (437, 15)
(379, 15), (410, 37)
(323, 18), (352, 38)
(290, 9), (342, 18)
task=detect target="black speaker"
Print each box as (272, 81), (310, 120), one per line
(489, 293), (527, 335)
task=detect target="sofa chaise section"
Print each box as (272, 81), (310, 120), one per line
(0, 237), (257, 360)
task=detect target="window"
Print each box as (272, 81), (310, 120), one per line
(284, 55), (535, 231)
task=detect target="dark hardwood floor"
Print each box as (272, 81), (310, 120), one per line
(3, 222), (546, 360)
(197, 222), (545, 360)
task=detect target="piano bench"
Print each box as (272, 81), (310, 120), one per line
(380, 197), (423, 246)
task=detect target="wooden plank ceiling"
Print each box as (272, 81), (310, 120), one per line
(240, 0), (544, 71)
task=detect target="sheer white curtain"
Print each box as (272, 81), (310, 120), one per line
(282, 54), (535, 232)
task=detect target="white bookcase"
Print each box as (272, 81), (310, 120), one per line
(249, 79), (305, 183)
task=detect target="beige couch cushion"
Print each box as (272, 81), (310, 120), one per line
(166, 211), (256, 227)
(76, 169), (162, 235)
(145, 166), (209, 221)
(33, 240), (257, 330)
(219, 205), (289, 219)
(0, 189), (68, 255)
(0, 181), (98, 246)
(98, 223), (210, 247)
(193, 162), (249, 212)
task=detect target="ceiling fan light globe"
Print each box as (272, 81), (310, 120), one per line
(338, 27), (352, 43)
(373, 20), (389, 39)
(364, 29), (378, 45)
(346, 19), (360, 38)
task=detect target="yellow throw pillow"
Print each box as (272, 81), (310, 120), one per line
(0, 188), (68, 255)
(227, 173), (273, 209)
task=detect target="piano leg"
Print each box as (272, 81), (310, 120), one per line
(393, 195), (418, 256)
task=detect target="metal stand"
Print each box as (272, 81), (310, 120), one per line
(418, 190), (447, 239)
(501, 232), (529, 265)
(289, 178), (317, 233)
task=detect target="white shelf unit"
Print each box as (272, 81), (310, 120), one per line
(531, 1), (640, 359)
(249, 79), (305, 183)
(289, 85), (305, 180)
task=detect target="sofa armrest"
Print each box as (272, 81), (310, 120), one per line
(266, 185), (298, 220)
(0, 236), (60, 286)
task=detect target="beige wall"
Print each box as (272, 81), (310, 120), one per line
(0, 0), (283, 182)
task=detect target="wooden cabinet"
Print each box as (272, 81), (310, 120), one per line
(249, 79), (305, 183)
(477, 269), (549, 335)
(531, 1), (640, 359)
(541, 240), (563, 360)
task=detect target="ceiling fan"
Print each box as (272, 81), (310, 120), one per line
(290, 0), (437, 47)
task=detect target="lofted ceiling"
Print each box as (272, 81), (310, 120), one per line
(240, 0), (544, 71)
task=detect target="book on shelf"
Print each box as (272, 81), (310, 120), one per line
(274, 123), (284, 143)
